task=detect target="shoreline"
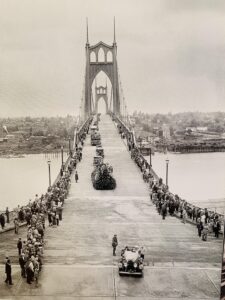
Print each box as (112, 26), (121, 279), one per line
(0, 149), (69, 158)
(1, 149), (225, 158)
(156, 149), (225, 154)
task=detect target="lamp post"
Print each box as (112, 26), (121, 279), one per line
(149, 147), (152, 168)
(68, 137), (71, 156)
(140, 138), (142, 151)
(47, 160), (51, 188)
(166, 159), (169, 187)
(61, 146), (64, 169)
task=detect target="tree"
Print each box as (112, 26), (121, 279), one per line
(142, 123), (150, 132)
(190, 119), (198, 127)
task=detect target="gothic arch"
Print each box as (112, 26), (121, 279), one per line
(84, 40), (120, 116)
(90, 51), (96, 62)
(90, 67), (113, 90)
(107, 51), (113, 62)
(95, 96), (108, 114)
(98, 48), (105, 62)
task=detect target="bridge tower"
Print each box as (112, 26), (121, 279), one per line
(84, 19), (120, 118)
(94, 82), (109, 114)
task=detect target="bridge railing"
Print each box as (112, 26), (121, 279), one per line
(111, 113), (224, 227)
(109, 112), (136, 148)
(74, 116), (93, 148)
(52, 116), (92, 188)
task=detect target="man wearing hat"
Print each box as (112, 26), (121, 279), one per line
(112, 234), (118, 256)
(5, 257), (13, 285)
(19, 253), (27, 278)
(17, 238), (22, 255)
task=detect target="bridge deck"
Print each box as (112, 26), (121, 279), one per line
(0, 115), (222, 299)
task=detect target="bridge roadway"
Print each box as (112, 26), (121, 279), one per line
(0, 115), (222, 299)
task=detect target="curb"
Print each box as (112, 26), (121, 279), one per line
(0, 221), (27, 234)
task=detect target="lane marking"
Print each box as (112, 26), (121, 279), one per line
(204, 270), (220, 293)
(38, 264), (221, 271)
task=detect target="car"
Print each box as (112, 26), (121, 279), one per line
(91, 132), (101, 146)
(90, 126), (98, 134)
(118, 246), (144, 276)
(96, 146), (104, 158)
(91, 138), (101, 146)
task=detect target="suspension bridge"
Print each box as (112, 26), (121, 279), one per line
(0, 23), (223, 300)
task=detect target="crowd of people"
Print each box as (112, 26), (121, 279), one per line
(150, 180), (222, 241)
(3, 121), (91, 286)
(6, 170), (71, 286)
(116, 121), (223, 242)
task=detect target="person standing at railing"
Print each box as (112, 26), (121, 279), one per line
(161, 202), (167, 220)
(182, 209), (187, 224)
(204, 208), (209, 224)
(74, 159), (77, 169)
(214, 217), (221, 238)
(201, 212), (206, 225)
(0, 213), (5, 229)
(14, 218), (19, 234)
(26, 258), (34, 284)
(6, 207), (9, 223)
(57, 202), (63, 221)
(75, 170), (79, 183)
(17, 238), (23, 255)
(202, 223), (209, 241)
(19, 253), (26, 278)
(68, 165), (72, 175)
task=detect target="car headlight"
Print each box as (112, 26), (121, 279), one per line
(118, 263), (122, 268)
(134, 263), (137, 268)
(124, 262), (128, 267)
(139, 264), (143, 270)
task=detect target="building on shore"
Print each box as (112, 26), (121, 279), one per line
(162, 123), (171, 140)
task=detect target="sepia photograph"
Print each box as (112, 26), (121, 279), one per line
(0, 0), (224, 299)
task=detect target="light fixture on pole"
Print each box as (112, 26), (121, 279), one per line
(68, 137), (71, 156)
(166, 159), (169, 187)
(47, 160), (51, 188)
(61, 146), (64, 168)
(149, 148), (152, 169)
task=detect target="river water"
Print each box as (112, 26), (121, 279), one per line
(0, 153), (68, 211)
(148, 152), (225, 214)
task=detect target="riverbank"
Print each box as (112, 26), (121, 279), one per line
(0, 148), (70, 157)
(168, 147), (225, 154)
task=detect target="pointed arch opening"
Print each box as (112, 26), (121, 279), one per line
(96, 97), (108, 114)
(107, 51), (113, 62)
(91, 70), (112, 114)
(90, 51), (96, 62)
(98, 48), (105, 63)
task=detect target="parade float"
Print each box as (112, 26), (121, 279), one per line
(91, 162), (116, 190)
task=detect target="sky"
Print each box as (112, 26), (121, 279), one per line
(0, 0), (225, 117)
